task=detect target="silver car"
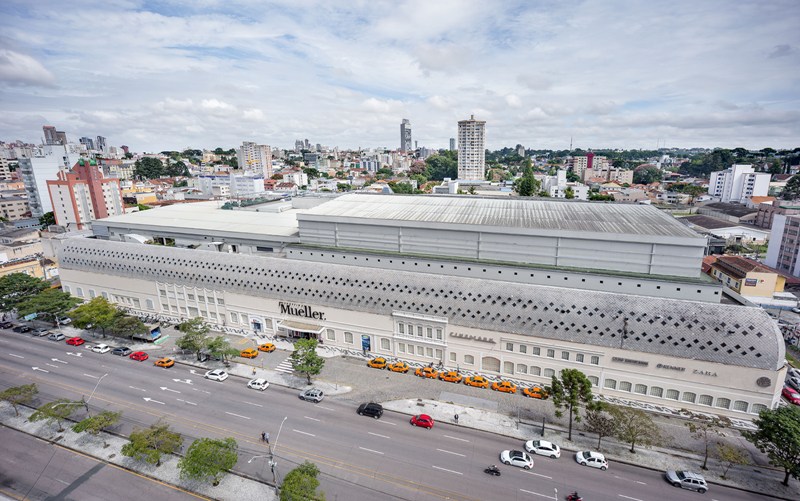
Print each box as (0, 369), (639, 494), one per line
(665, 470), (708, 493)
(299, 388), (324, 403)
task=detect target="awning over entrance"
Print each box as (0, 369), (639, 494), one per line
(277, 320), (324, 334)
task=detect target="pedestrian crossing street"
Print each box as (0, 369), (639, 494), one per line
(274, 357), (294, 374)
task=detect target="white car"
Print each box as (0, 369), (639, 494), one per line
(205, 369), (229, 382)
(525, 439), (561, 459)
(92, 344), (111, 354)
(788, 376), (800, 391)
(500, 449), (534, 469)
(299, 388), (324, 403)
(247, 378), (269, 391)
(575, 450), (608, 470)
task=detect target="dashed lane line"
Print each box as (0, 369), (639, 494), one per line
(436, 449), (465, 457)
(358, 446), (383, 455)
(431, 465), (462, 475)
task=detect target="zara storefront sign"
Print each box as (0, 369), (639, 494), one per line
(279, 302), (326, 320)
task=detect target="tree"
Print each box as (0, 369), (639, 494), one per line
(281, 461), (325, 501)
(178, 437), (238, 486)
(680, 185), (706, 205)
(550, 369), (594, 441)
(686, 415), (730, 470)
(176, 317), (210, 358)
(29, 399), (79, 432)
(39, 211), (56, 229)
(133, 157), (165, 179)
(68, 297), (118, 337)
(0, 273), (49, 311)
(425, 151), (458, 181)
(122, 421), (182, 466)
(72, 410), (121, 435)
(290, 338), (325, 384)
(303, 168), (321, 180)
(610, 406), (661, 453)
(743, 405), (800, 486)
(632, 165), (662, 184)
(714, 442), (749, 480)
(564, 187), (575, 199)
(513, 167), (540, 197)
(16, 288), (81, 324)
(583, 401), (618, 450)
(783, 175), (800, 201)
(109, 313), (149, 339)
(0, 383), (38, 416)
(203, 335), (239, 362)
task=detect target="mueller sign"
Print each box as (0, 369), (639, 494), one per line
(279, 302), (326, 320)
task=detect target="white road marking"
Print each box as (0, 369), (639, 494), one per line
(66, 352), (82, 357)
(55, 479), (70, 486)
(9, 353), (23, 359)
(524, 471), (552, 479)
(129, 386), (147, 392)
(172, 378), (193, 384)
(176, 399), (197, 406)
(294, 430), (316, 437)
(304, 416), (320, 421)
(519, 489), (554, 499)
(191, 388), (211, 394)
(51, 358), (67, 364)
(377, 420), (396, 426)
(244, 401), (264, 407)
(358, 446), (384, 455)
(224, 411), (251, 420)
(436, 448), (465, 457)
(317, 406), (335, 411)
(160, 386), (180, 393)
(368, 431), (390, 439)
(32, 367), (49, 373)
(432, 465), (463, 475)
(143, 398), (165, 405)
(635, 481), (646, 485)
(618, 495), (643, 501)
(46, 363), (58, 368)
(443, 435), (470, 442)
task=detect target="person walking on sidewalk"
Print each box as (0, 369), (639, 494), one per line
(265, 432), (270, 444)
(261, 431), (266, 442)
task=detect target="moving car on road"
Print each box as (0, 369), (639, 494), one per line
(205, 369), (229, 381)
(92, 344), (111, 354)
(367, 357), (387, 369)
(665, 470), (708, 493)
(66, 336), (85, 346)
(258, 343), (276, 352)
(522, 386), (549, 399)
(129, 351), (149, 362)
(464, 375), (490, 388)
(414, 367), (439, 379)
(491, 381), (517, 393)
(410, 414), (434, 429)
(48, 332), (65, 341)
(240, 348), (258, 359)
(439, 371), (463, 383)
(299, 387), (324, 403)
(357, 402), (383, 419)
(575, 451), (608, 470)
(247, 378), (269, 391)
(111, 346), (132, 356)
(525, 439), (561, 459)
(155, 357), (175, 368)
(500, 450), (534, 469)
(387, 361), (410, 373)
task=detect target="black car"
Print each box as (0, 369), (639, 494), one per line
(357, 402), (384, 419)
(111, 346), (132, 356)
(0, 321), (13, 329)
(12, 325), (31, 333)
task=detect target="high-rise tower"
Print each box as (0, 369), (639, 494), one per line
(400, 119), (412, 152)
(457, 115), (486, 181)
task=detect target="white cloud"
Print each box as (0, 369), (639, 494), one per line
(0, 48), (55, 87)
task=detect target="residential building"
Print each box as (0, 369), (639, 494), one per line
(46, 158), (125, 230)
(765, 214), (800, 277)
(18, 143), (83, 217)
(79, 137), (94, 150)
(96, 136), (107, 153)
(680, 215), (770, 244)
(457, 115), (486, 181)
(697, 202), (758, 224)
(282, 171), (308, 187)
(229, 174), (266, 198)
(707, 255), (789, 299)
(754, 202), (800, 230)
(0, 196), (30, 221)
(42, 125), (60, 145)
(449, 138), (456, 151)
(237, 141), (272, 179)
(536, 169), (589, 200)
(708, 164), (770, 203)
(0, 157), (14, 181)
(400, 119), (412, 153)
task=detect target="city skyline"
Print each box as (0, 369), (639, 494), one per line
(0, 0), (798, 152)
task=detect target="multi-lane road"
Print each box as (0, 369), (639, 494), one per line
(0, 329), (777, 501)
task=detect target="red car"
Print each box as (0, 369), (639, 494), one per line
(66, 336), (85, 346)
(410, 414), (434, 429)
(129, 351), (149, 362)
(783, 385), (800, 405)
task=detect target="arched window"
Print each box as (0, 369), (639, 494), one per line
(682, 392), (697, 403)
(750, 403), (767, 414)
(482, 356), (501, 372)
(733, 400), (749, 412)
(503, 361), (514, 374)
(649, 387), (663, 398)
(543, 368), (555, 378)
(715, 398), (731, 409)
(530, 366), (541, 376)
(634, 384), (647, 395)
(665, 389), (679, 400)
(698, 395), (713, 406)
(588, 376), (599, 386)
(604, 379), (617, 389)
(516, 364), (528, 374)
(464, 354), (475, 365)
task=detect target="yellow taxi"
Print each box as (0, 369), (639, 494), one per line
(522, 386), (549, 399)
(240, 348), (259, 359)
(463, 375), (490, 388)
(491, 380), (518, 394)
(414, 367), (439, 379)
(367, 357), (388, 369)
(439, 371), (463, 383)
(387, 361), (410, 373)
(258, 343), (276, 352)
(154, 357), (175, 368)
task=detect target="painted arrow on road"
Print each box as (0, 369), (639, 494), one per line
(143, 397), (165, 405)
(160, 387), (180, 393)
(171, 378), (193, 384)
(51, 358), (67, 364)
(9, 353), (24, 359)
(129, 386), (147, 392)
(65, 352), (83, 357)
(191, 388), (211, 394)
(176, 399), (197, 406)
(32, 367), (49, 373)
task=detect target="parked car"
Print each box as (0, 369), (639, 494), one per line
(129, 351), (149, 362)
(66, 336), (85, 346)
(32, 328), (50, 337)
(522, 386), (549, 399)
(500, 449), (534, 469)
(56, 316), (72, 325)
(525, 439), (561, 459)
(439, 371), (463, 383)
(410, 414), (434, 429)
(367, 357), (387, 369)
(414, 367), (439, 379)
(357, 402), (383, 419)
(12, 324), (31, 333)
(463, 375), (490, 388)
(792, 307), (800, 314)
(48, 332), (65, 341)
(257, 343), (276, 352)
(111, 346), (132, 356)
(240, 348), (258, 359)
(92, 344), (111, 354)
(665, 470), (708, 493)
(782, 385), (800, 405)
(0, 321), (13, 329)
(299, 387), (324, 403)
(575, 451), (608, 470)
(788, 376), (800, 392)
(247, 378), (269, 391)
(387, 361), (410, 373)
(491, 381), (517, 393)
(205, 369), (229, 381)
(154, 357), (175, 368)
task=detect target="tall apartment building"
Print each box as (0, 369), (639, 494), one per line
(400, 119), (412, 152)
(96, 136), (107, 153)
(19, 143), (83, 217)
(237, 141), (272, 179)
(449, 138), (456, 151)
(708, 164), (770, 203)
(79, 137), (94, 150)
(765, 214), (800, 277)
(457, 115), (486, 181)
(46, 158), (124, 230)
(42, 125), (60, 145)
(0, 158), (14, 181)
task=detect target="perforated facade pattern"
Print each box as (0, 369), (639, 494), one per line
(59, 238), (784, 371)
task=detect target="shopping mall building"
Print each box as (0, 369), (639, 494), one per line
(56, 194), (787, 418)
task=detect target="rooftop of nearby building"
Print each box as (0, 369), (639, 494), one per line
(681, 215), (740, 230)
(700, 202), (758, 218)
(712, 255), (800, 285)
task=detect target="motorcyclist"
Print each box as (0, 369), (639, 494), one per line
(568, 492), (581, 501)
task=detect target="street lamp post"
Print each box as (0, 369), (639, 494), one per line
(268, 416), (288, 490)
(52, 373), (109, 415)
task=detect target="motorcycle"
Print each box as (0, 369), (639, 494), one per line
(566, 493), (583, 501)
(484, 465), (501, 476)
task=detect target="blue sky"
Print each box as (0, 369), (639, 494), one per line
(0, 0), (798, 152)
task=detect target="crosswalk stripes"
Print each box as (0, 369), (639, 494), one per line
(274, 357), (294, 374)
